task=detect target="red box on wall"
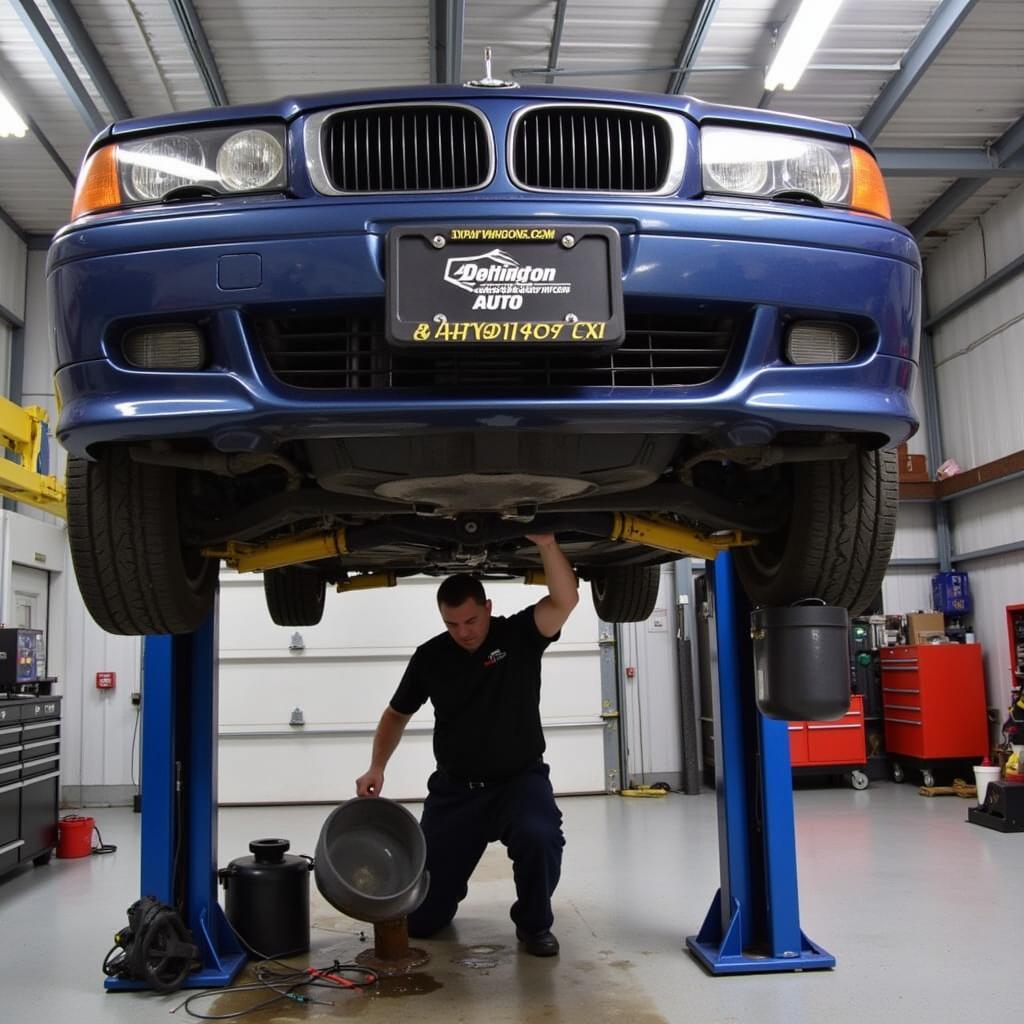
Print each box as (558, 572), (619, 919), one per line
(95, 672), (116, 689)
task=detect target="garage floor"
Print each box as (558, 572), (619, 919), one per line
(0, 783), (1013, 1023)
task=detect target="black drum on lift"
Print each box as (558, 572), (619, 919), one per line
(219, 838), (313, 958)
(751, 602), (851, 721)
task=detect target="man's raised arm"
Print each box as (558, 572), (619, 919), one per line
(525, 534), (579, 638)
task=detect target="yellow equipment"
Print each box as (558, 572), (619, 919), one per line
(0, 398), (66, 518)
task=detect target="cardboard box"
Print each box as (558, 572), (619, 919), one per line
(897, 443), (929, 482)
(907, 611), (945, 644)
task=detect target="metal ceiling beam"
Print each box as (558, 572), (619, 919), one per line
(167, 0), (228, 106)
(878, 148), (1024, 178)
(8, 0), (105, 134)
(448, 0), (465, 84)
(46, 0), (131, 121)
(545, 0), (569, 85)
(430, 0), (464, 84)
(859, 0), (978, 142)
(910, 109), (1024, 239)
(666, 0), (721, 95)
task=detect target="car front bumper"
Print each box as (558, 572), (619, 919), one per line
(50, 196), (920, 457)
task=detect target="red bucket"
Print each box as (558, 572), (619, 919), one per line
(57, 815), (95, 859)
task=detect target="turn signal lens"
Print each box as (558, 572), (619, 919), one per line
(71, 145), (122, 219)
(850, 147), (891, 219)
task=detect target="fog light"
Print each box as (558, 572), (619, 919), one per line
(123, 325), (205, 369)
(785, 321), (858, 364)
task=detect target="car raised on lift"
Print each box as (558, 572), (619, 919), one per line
(50, 76), (919, 635)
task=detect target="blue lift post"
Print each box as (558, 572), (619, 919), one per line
(104, 600), (245, 991)
(686, 551), (836, 974)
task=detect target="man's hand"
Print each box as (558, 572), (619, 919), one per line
(356, 766), (384, 797)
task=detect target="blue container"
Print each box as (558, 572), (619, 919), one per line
(932, 571), (972, 614)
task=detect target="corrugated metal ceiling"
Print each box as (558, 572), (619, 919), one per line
(0, 0), (1021, 257)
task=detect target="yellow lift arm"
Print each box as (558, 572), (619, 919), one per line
(0, 398), (66, 519)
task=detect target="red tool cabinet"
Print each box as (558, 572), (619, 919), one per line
(788, 695), (868, 788)
(880, 644), (989, 785)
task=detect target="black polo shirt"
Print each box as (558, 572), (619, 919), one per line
(389, 605), (558, 782)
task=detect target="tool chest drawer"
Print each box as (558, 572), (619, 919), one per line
(790, 695), (866, 767)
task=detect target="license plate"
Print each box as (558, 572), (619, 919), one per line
(385, 224), (624, 347)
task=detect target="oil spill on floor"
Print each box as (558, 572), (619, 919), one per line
(372, 972), (443, 997)
(452, 943), (505, 970)
(196, 932), (667, 1024)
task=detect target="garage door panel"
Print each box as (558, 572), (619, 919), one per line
(218, 574), (606, 801)
(217, 724), (607, 803)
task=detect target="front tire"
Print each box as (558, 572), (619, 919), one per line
(591, 564), (660, 622)
(264, 566), (326, 626)
(67, 447), (218, 635)
(734, 448), (897, 615)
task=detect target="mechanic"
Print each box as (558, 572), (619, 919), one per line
(355, 533), (579, 958)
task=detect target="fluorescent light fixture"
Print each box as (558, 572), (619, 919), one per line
(0, 89), (28, 138)
(764, 0), (843, 91)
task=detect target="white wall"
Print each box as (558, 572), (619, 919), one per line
(0, 219), (26, 324)
(917, 181), (1024, 714)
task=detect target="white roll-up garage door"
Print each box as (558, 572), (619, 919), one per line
(217, 572), (607, 803)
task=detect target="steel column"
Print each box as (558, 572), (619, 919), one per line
(686, 552), (834, 974)
(106, 599), (245, 991)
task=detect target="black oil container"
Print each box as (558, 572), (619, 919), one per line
(751, 603), (850, 721)
(219, 838), (313, 958)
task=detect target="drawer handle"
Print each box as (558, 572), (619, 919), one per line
(0, 839), (25, 856)
(887, 717), (922, 727)
(807, 724), (862, 731)
(21, 770), (60, 787)
(885, 704), (921, 712)
(0, 726), (20, 737)
(0, 763), (20, 775)
(22, 754), (60, 770)
(0, 779), (24, 794)
(883, 687), (920, 694)
(787, 725), (803, 732)
(882, 666), (919, 672)
(22, 721), (60, 732)
(882, 658), (919, 663)
(22, 739), (58, 750)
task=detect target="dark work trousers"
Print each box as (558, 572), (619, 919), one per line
(406, 761), (565, 938)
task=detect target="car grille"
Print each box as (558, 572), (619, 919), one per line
(321, 105), (491, 192)
(511, 106), (673, 192)
(253, 311), (737, 389)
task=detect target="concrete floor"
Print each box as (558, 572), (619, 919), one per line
(0, 783), (1015, 1023)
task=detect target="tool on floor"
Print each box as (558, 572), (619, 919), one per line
(619, 782), (670, 797)
(101, 896), (198, 993)
(314, 797), (430, 975)
(919, 778), (976, 798)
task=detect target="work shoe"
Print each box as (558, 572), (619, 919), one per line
(516, 927), (560, 957)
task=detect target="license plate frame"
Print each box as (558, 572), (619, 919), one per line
(385, 223), (624, 348)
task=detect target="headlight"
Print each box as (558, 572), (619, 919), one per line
(700, 126), (890, 218)
(71, 123), (288, 218)
(216, 129), (285, 191)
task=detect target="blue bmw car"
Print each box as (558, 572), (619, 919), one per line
(49, 80), (919, 635)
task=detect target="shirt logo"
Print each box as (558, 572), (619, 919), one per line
(483, 648), (507, 668)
